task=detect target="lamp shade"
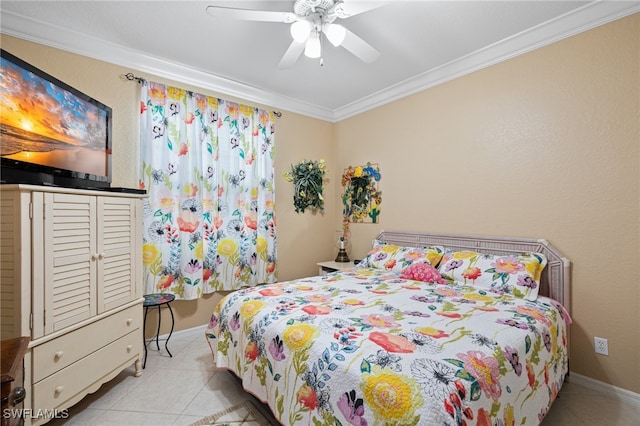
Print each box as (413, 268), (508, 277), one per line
(323, 23), (346, 47)
(290, 20), (311, 43)
(304, 33), (321, 58)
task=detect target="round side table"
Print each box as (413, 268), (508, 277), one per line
(142, 293), (175, 369)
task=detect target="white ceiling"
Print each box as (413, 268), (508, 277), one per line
(1, 1), (638, 122)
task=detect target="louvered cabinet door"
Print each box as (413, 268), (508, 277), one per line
(0, 189), (32, 340)
(42, 193), (98, 335)
(97, 196), (139, 313)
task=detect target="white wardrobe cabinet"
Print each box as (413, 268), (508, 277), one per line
(0, 185), (144, 425)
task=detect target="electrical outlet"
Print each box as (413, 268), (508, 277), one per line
(594, 337), (608, 355)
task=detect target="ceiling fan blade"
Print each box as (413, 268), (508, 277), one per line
(278, 40), (306, 68)
(334, 1), (389, 19)
(205, 6), (296, 23)
(341, 28), (380, 63)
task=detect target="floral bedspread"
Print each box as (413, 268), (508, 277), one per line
(205, 268), (570, 425)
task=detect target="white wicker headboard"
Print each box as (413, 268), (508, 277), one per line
(375, 230), (571, 312)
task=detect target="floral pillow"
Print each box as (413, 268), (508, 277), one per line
(400, 262), (446, 284)
(359, 240), (445, 273)
(437, 250), (547, 300)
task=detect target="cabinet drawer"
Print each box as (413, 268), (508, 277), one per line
(33, 329), (139, 411)
(32, 305), (141, 382)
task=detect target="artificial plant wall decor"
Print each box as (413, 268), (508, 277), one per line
(284, 158), (327, 213)
(341, 163), (381, 226)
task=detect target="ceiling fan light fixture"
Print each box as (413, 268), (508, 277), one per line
(206, 0), (383, 67)
(290, 20), (312, 43)
(304, 33), (322, 58)
(323, 23), (346, 47)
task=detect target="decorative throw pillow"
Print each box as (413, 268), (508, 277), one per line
(359, 240), (445, 273)
(400, 262), (446, 284)
(437, 250), (547, 300)
(358, 242), (404, 270)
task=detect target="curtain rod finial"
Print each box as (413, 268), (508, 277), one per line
(124, 72), (145, 84)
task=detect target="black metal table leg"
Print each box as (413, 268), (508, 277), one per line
(165, 302), (175, 357)
(142, 306), (149, 369)
(155, 305), (162, 351)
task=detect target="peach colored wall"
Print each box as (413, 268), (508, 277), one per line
(2, 13), (639, 394)
(334, 14), (640, 393)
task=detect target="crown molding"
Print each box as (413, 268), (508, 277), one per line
(1, 2), (638, 123)
(0, 10), (335, 122)
(334, 1), (640, 121)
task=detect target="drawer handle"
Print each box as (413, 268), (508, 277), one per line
(54, 351), (63, 361)
(54, 386), (64, 395)
(98, 252), (105, 260)
(126, 318), (133, 326)
(127, 344), (133, 353)
(91, 254), (98, 261)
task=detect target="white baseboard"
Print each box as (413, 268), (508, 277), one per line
(570, 372), (640, 408)
(147, 323), (207, 340)
(176, 324), (208, 335)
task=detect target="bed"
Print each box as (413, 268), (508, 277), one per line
(206, 231), (571, 425)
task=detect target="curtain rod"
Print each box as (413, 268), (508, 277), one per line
(124, 72), (283, 118)
(124, 72), (145, 84)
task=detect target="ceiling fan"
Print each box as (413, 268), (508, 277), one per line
(205, 0), (387, 68)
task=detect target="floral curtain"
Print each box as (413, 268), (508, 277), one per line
(139, 81), (277, 299)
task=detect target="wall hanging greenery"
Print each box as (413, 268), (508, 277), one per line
(341, 162), (382, 225)
(284, 159), (327, 214)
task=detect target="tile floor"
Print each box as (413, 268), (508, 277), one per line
(45, 326), (640, 425)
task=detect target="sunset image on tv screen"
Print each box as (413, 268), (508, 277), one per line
(0, 55), (110, 177)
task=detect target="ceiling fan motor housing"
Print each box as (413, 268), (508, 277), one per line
(294, 0), (338, 17)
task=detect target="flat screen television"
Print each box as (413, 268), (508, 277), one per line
(1, 49), (112, 189)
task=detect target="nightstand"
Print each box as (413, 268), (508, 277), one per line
(317, 260), (356, 275)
